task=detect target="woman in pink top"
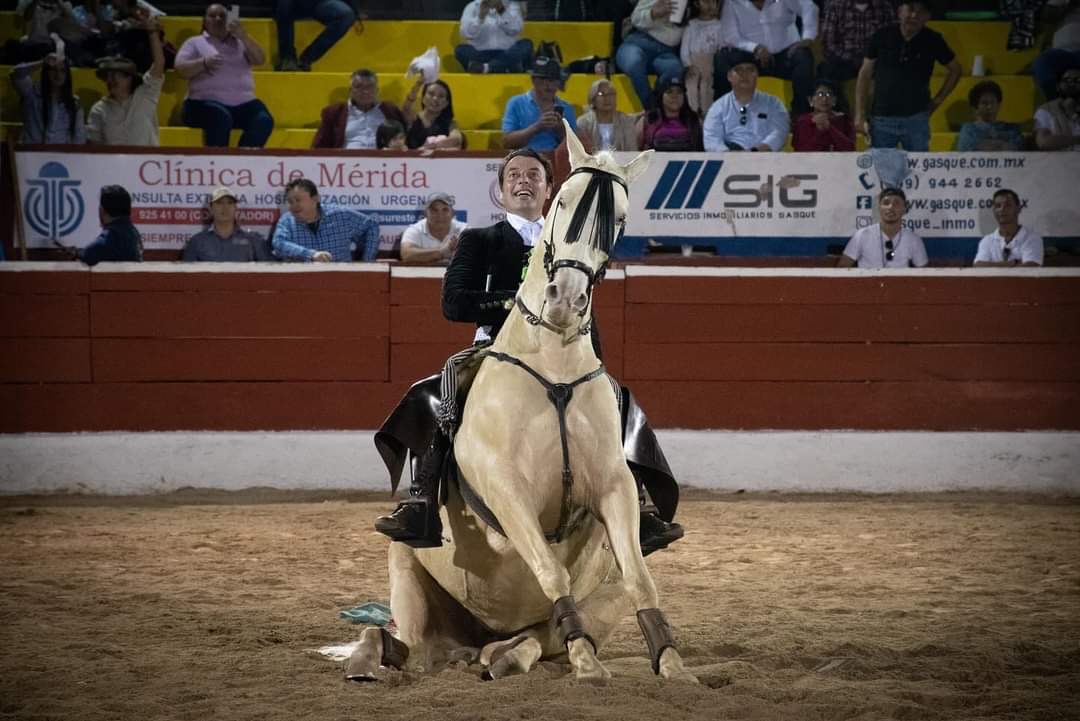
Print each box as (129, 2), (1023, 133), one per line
(174, 3), (274, 147)
(638, 78), (704, 151)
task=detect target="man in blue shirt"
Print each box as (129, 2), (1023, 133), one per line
(57, 185), (143, 266)
(703, 51), (790, 152)
(272, 178), (380, 261)
(501, 55), (577, 151)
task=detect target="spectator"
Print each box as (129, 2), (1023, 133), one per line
(272, 178), (379, 262)
(376, 120), (407, 150)
(56, 184), (143, 266)
(1034, 0), (1080, 100)
(974, 189), (1044, 267)
(401, 78), (465, 150)
(576, 78), (640, 152)
(838, 187), (928, 269)
(818, 0), (895, 104)
(1034, 66), (1080, 150)
(455, 0), (532, 74)
(501, 56), (577, 151)
(956, 81), (1024, 152)
(792, 81), (854, 151)
(174, 4), (273, 148)
(702, 52), (790, 152)
(681, 0), (724, 116)
(9, 53), (86, 144)
(274, 0), (358, 71)
(714, 0), (819, 116)
(85, 14), (163, 145)
(853, 1), (962, 152)
(399, 192), (467, 264)
(312, 69), (406, 149)
(638, 78), (704, 151)
(615, 0), (685, 110)
(182, 187), (274, 262)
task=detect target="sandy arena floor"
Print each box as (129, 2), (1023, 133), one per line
(1, 489), (1077, 721)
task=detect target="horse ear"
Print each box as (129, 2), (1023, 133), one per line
(621, 149), (654, 186)
(564, 119), (588, 167)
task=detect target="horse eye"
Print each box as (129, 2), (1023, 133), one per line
(558, 199), (566, 208)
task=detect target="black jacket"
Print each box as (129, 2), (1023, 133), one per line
(442, 220), (530, 337)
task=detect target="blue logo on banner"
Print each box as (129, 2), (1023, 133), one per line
(644, 160), (724, 210)
(24, 162), (85, 239)
(856, 195), (873, 209)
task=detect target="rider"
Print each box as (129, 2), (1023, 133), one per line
(374, 148), (684, 555)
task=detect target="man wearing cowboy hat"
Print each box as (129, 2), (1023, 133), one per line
(182, 187), (275, 262)
(501, 55), (576, 151)
(86, 10), (165, 146)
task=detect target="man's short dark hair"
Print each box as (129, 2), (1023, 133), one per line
(993, 188), (1021, 206)
(497, 149), (554, 187)
(351, 68), (377, 82)
(899, 0), (933, 14)
(285, 178), (318, 197)
(100, 185), (132, 218)
(968, 80), (1003, 108)
(879, 187), (907, 204)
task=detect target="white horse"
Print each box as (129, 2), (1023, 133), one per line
(347, 124), (697, 685)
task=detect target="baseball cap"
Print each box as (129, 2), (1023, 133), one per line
(210, 186), (237, 204)
(422, 191), (454, 210)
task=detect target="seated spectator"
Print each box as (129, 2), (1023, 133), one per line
(638, 79), (704, 151)
(853, 1), (961, 152)
(974, 189), (1044, 267)
(615, 0), (685, 110)
(838, 187), (927, 269)
(376, 120), (407, 150)
(399, 192), (468, 264)
(455, 0), (532, 74)
(818, 0), (895, 106)
(313, 69), (406, 149)
(957, 81), (1024, 152)
(792, 81), (854, 151)
(272, 178), (379, 262)
(9, 53), (86, 144)
(56, 184), (143, 266)
(681, 0), (724, 116)
(703, 52), (790, 152)
(502, 56), (577, 151)
(274, 0), (357, 71)
(1034, 0), (1080, 100)
(714, 0), (819, 116)
(1034, 66), (1080, 150)
(401, 78), (465, 150)
(174, 4), (274, 148)
(576, 78), (640, 152)
(182, 187), (274, 262)
(86, 15), (163, 145)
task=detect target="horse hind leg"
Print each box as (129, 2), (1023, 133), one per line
(479, 634), (543, 681)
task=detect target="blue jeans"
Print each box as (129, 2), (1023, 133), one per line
(614, 31), (682, 109)
(1033, 48), (1080, 101)
(274, 0), (355, 65)
(454, 39), (532, 73)
(714, 45), (816, 114)
(870, 112), (930, 152)
(182, 98), (275, 147)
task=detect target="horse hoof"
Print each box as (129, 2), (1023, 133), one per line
(574, 668), (611, 686)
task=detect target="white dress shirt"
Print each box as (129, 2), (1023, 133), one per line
(842, 224), (928, 269)
(974, 226), (1044, 266)
(721, 0), (819, 54)
(459, 0), (525, 51)
(344, 102), (386, 150)
(474, 212), (542, 343)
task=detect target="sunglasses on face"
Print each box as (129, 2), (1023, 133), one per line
(814, 91), (834, 98)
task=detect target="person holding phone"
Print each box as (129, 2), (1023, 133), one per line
(501, 55), (576, 151)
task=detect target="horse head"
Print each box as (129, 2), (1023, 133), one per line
(525, 121), (652, 335)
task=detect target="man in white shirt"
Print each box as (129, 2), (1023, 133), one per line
(838, 187), (928, 268)
(399, 192), (468, 264)
(703, 52), (790, 152)
(455, 0), (532, 74)
(86, 13), (165, 146)
(974, 189), (1044, 267)
(312, 69), (406, 149)
(713, 0), (819, 115)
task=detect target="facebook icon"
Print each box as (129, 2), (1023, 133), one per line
(856, 195), (873, 210)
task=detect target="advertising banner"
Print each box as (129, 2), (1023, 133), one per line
(16, 149), (1080, 255)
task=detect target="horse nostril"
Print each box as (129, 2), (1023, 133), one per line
(545, 283), (560, 303)
(572, 292), (588, 311)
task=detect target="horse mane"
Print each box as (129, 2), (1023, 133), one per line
(562, 167), (626, 257)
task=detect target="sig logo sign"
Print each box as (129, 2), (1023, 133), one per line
(24, 161), (85, 240)
(722, 174), (819, 209)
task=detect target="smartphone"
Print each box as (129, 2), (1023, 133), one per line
(553, 106), (564, 117)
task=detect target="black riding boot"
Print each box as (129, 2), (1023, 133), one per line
(638, 481), (684, 557)
(374, 432), (448, 548)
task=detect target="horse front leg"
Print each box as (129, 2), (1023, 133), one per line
(595, 469), (698, 684)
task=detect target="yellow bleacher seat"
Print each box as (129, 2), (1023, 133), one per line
(927, 21), (1039, 76)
